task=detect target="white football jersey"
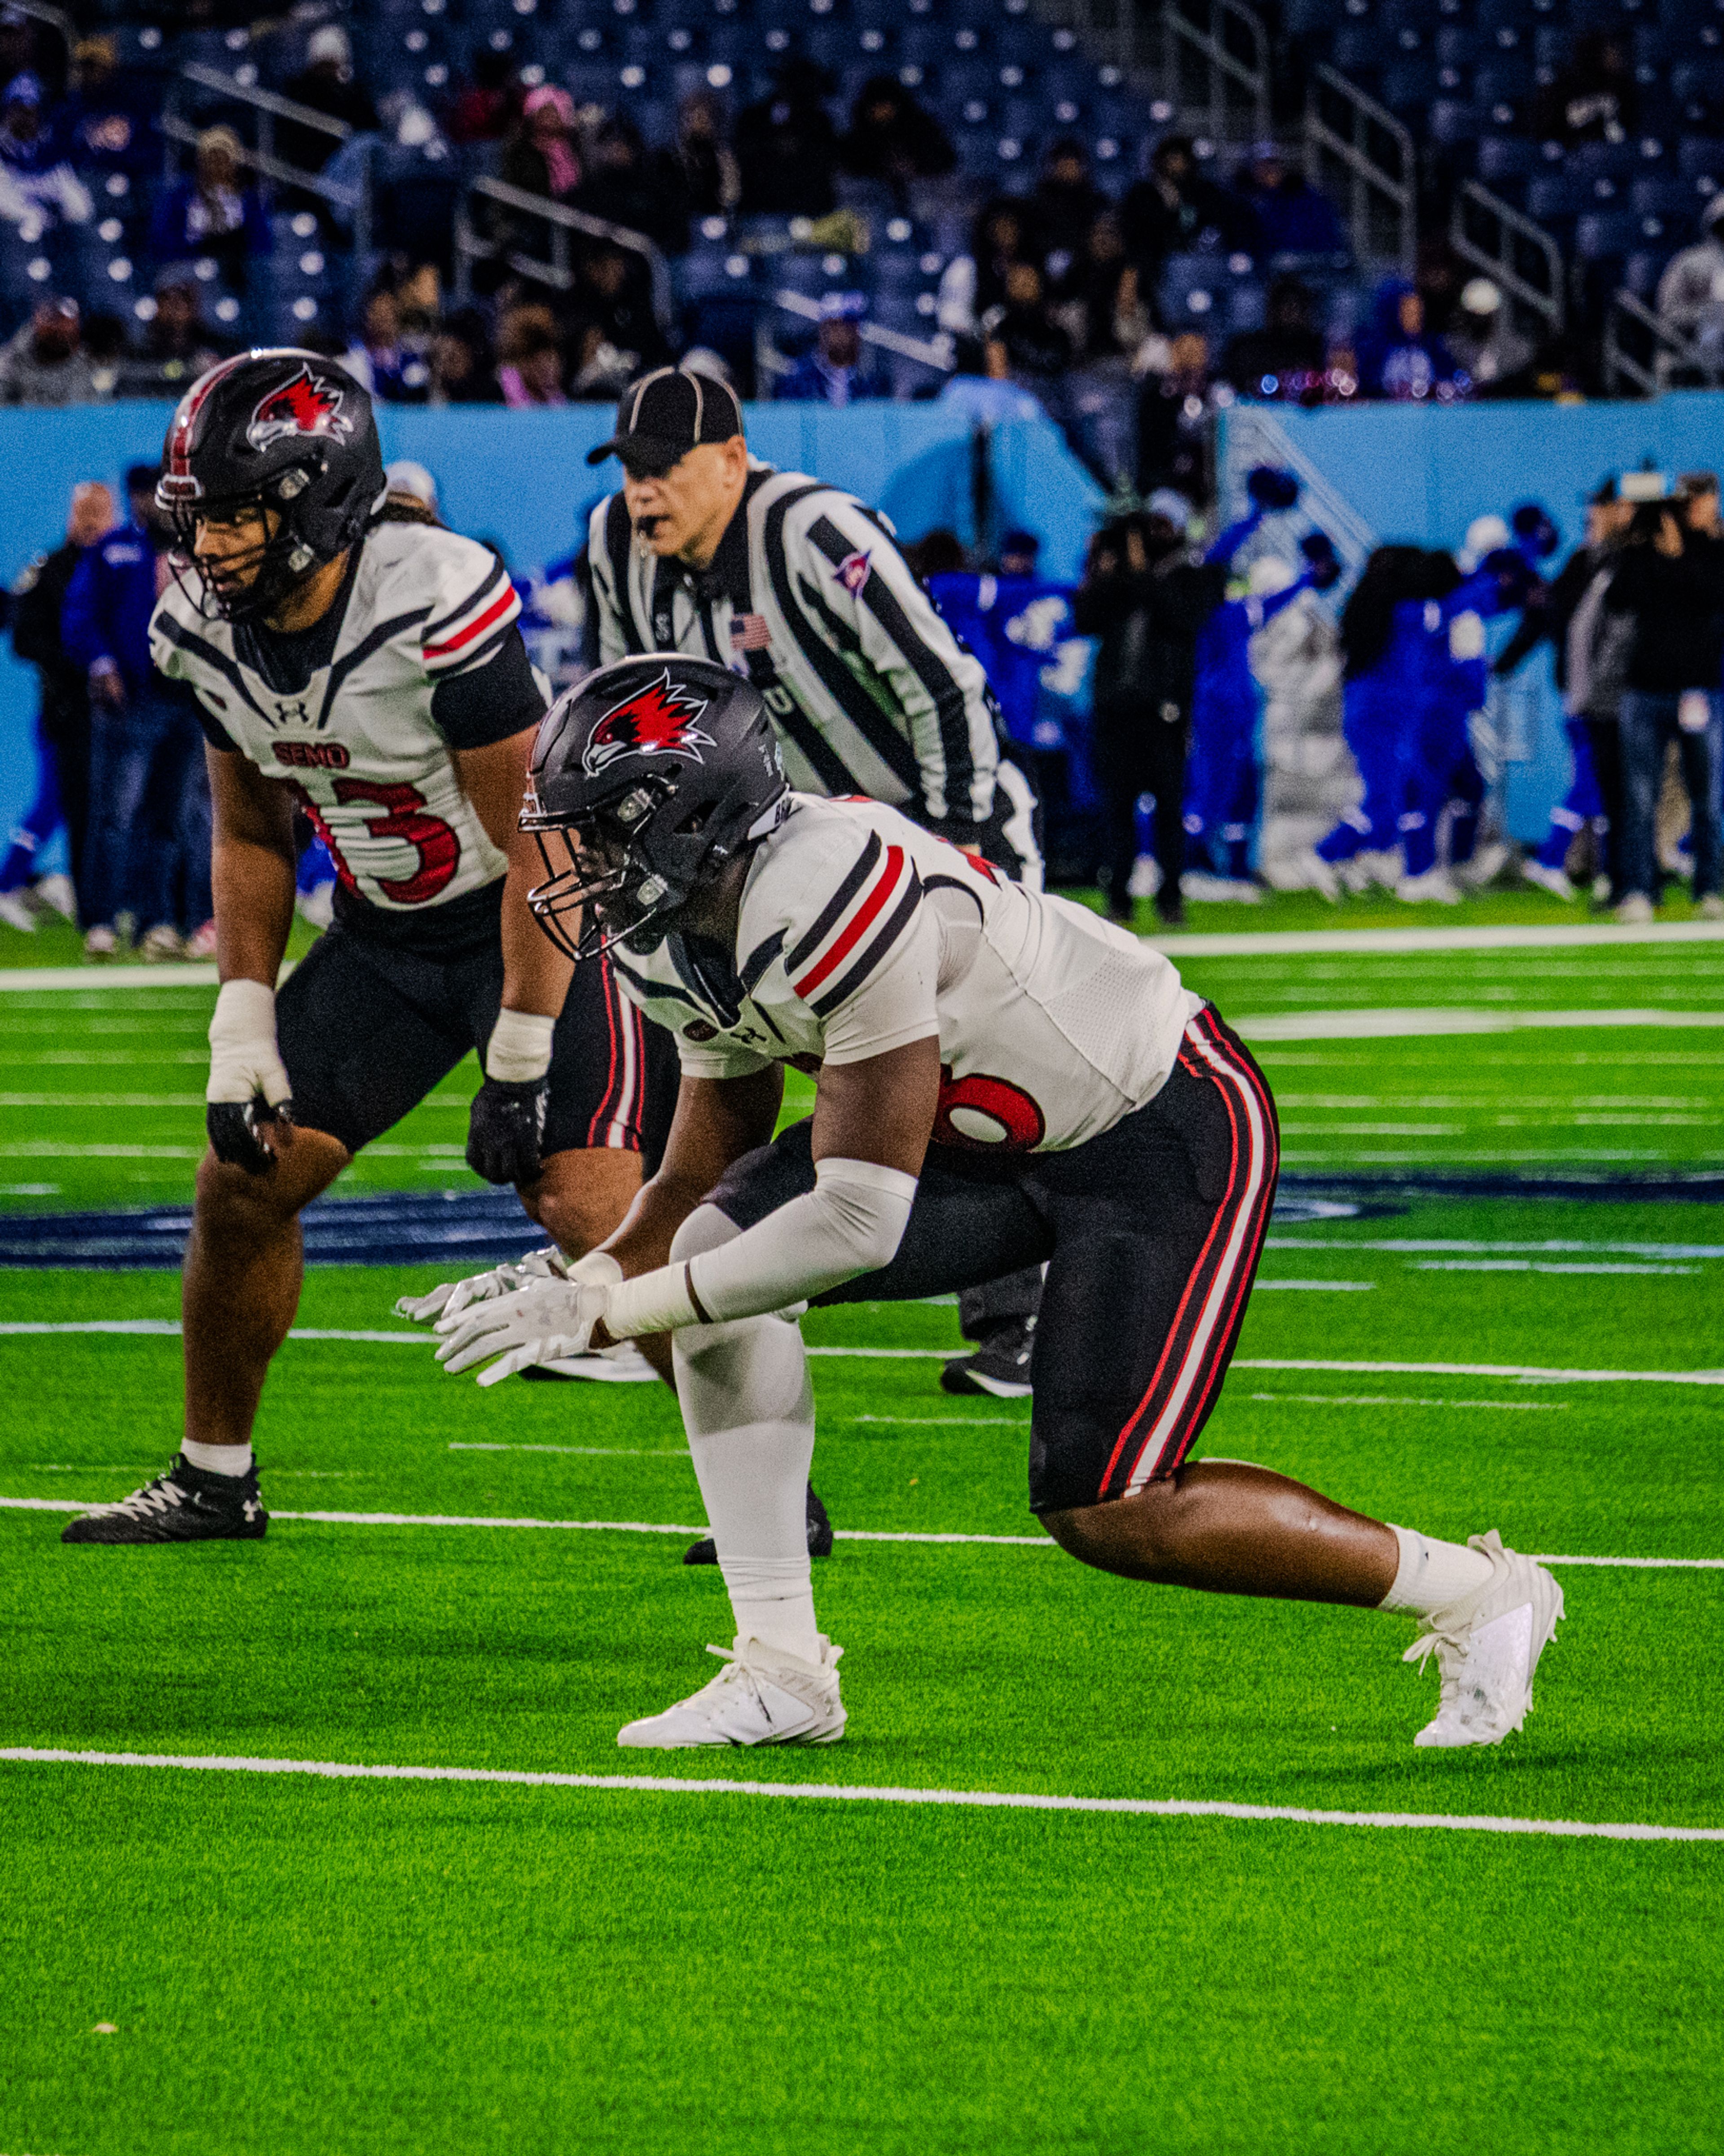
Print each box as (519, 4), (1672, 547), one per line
(610, 795), (1201, 1153)
(150, 522), (524, 913)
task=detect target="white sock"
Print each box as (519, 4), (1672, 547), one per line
(1380, 1524), (1494, 1615)
(181, 1438), (253, 1478)
(668, 1212), (824, 1664)
(717, 1550), (820, 1664)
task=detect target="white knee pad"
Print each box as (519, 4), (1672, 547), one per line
(670, 1204), (814, 1438)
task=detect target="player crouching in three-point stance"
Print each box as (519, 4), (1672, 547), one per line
(61, 349), (674, 1546)
(436, 653), (1565, 1753)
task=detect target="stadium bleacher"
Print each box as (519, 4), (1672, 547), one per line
(1, 0), (1722, 406)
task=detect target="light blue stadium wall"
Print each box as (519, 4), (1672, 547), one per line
(0, 403), (1104, 855)
(1218, 392), (1724, 843)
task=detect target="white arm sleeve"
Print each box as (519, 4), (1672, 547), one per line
(602, 1156), (919, 1338)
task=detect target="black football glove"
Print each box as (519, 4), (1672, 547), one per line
(207, 1095), (293, 1177)
(466, 1075), (550, 1186)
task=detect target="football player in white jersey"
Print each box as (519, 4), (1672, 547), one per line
(436, 654), (1565, 1755)
(586, 363), (1046, 1404)
(61, 350), (677, 1546)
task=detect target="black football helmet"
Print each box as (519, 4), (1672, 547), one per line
(523, 654), (789, 961)
(156, 348), (386, 621)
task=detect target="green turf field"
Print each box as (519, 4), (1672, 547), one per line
(1, 916), (1722, 2155)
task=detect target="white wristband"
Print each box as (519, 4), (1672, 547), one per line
(604, 1262), (700, 1340)
(487, 1008), (557, 1083)
(207, 979), (290, 1106)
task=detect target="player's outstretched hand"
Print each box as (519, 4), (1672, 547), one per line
(434, 1275), (610, 1385)
(396, 1244), (569, 1324)
(466, 1075), (550, 1186)
(207, 980), (295, 1177)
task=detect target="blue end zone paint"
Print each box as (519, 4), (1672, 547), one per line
(0, 1177), (1713, 1271)
(0, 1188), (544, 1270)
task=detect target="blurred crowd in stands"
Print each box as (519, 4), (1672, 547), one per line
(0, 0), (1599, 499)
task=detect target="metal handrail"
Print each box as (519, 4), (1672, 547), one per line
(7, 0), (74, 56)
(453, 175), (673, 332)
(179, 63), (353, 142)
(1450, 179), (1565, 337)
(1159, 0), (1270, 147)
(1602, 287), (1723, 395)
(770, 288), (953, 370)
(1303, 65), (1414, 278)
(165, 64), (370, 254)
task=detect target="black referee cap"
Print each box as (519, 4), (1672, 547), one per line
(585, 366), (744, 477)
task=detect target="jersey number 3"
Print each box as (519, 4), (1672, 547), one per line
(289, 778), (461, 904)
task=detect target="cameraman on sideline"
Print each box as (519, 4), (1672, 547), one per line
(1602, 474), (1724, 923)
(1073, 496), (1227, 929)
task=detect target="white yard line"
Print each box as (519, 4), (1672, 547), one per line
(1236, 1356), (1724, 1385)
(1234, 1009), (1724, 1042)
(1244, 1392), (1567, 1412)
(1, 1494), (1718, 1567)
(3, 1746), (1719, 1843)
(1147, 922), (1724, 957)
(1265, 1239), (1724, 1258)
(5, 1324), (1724, 1387)
(0, 965), (220, 991)
(1409, 1261), (1698, 1276)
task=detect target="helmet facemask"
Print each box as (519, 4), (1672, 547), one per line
(159, 467), (326, 625)
(524, 779), (695, 962)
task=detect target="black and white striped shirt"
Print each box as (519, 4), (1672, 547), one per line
(586, 464), (1001, 830)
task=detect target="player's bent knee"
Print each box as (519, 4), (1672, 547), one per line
(193, 1130), (346, 1238)
(529, 1147), (643, 1257)
(1043, 1485), (1181, 1578)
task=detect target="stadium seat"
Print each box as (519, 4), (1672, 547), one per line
(1527, 172), (1593, 220)
(1575, 209), (1639, 256)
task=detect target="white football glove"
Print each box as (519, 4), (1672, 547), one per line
(435, 1271), (615, 1386)
(396, 1243), (569, 1325)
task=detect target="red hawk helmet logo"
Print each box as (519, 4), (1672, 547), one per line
(246, 366), (353, 451)
(582, 670), (715, 776)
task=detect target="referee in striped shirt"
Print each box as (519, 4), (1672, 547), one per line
(585, 366), (1042, 887)
(585, 363), (1046, 1399)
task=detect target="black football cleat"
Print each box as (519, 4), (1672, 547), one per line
(940, 1316), (1035, 1399)
(684, 1482), (833, 1566)
(61, 1454), (268, 1544)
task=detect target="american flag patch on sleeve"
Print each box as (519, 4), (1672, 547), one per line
(730, 612), (772, 652)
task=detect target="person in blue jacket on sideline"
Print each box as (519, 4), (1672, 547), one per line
(1185, 529), (1341, 897)
(61, 462), (211, 961)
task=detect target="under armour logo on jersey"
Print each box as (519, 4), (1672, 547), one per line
(270, 698), (313, 730)
(583, 670), (715, 776)
(247, 365), (353, 451)
(834, 549), (873, 597)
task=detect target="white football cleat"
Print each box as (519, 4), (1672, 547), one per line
(1403, 1531), (1563, 1749)
(1182, 871), (1262, 904)
(1520, 857), (1576, 901)
(1337, 847), (1400, 895)
(1396, 868), (1462, 904)
(1126, 853), (1161, 899)
(0, 891), (35, 932)
(1614, 892), (1655, 924)
(1286, 847), (1341, 901)
(32, 873), (76, 921)
(617, 1635), (846, 1749)
(1454, 840), (1510, 891)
